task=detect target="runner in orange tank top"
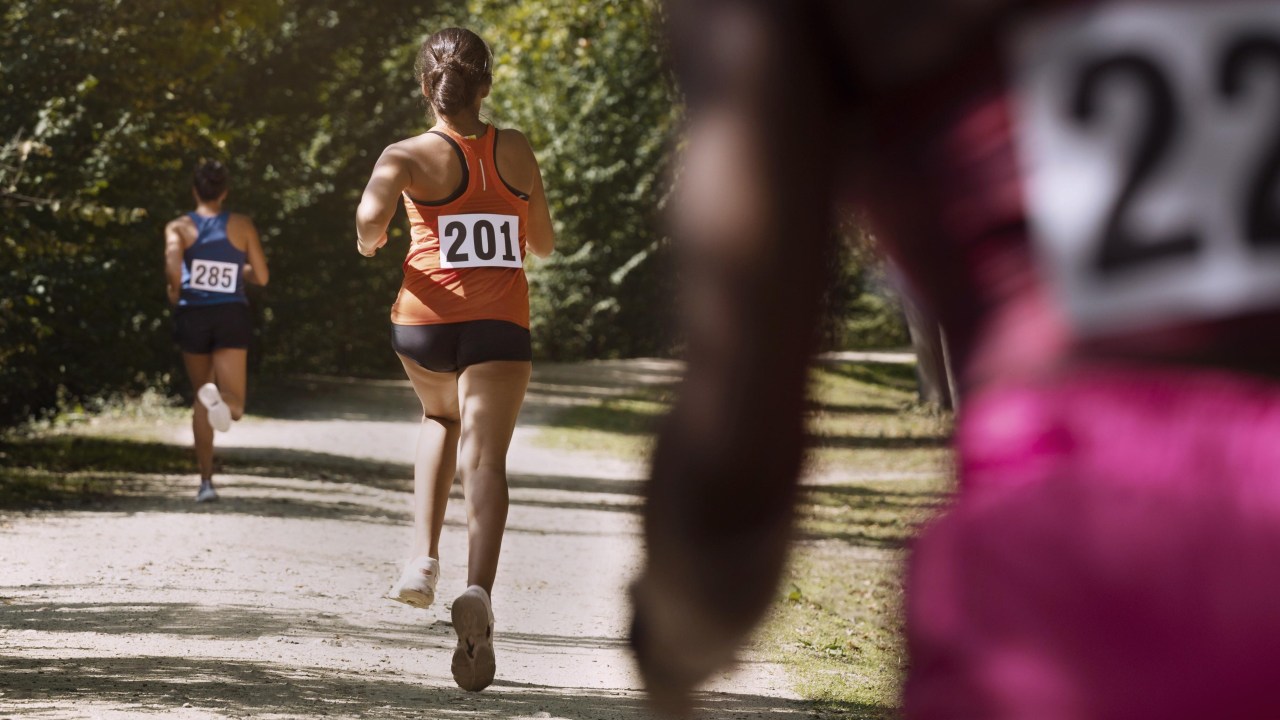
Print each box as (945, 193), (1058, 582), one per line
(392, 123), (532, 329)
(353, 27), (555, 693)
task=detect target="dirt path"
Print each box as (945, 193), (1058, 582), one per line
(0, 361), (812, 719)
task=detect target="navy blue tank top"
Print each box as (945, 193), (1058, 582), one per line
(179, 212), (247, 307)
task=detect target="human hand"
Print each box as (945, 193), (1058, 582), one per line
(357, 233), (387, 257)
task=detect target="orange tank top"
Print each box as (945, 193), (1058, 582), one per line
(390, 125), (531, 328)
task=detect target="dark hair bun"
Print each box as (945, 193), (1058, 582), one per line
(416, 28), (492, 117)
(193, 160), (228, 201)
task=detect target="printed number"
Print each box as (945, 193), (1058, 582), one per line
(475, 220), (496, 260)
(1073, 55), (1201, 274)
(437, 214), (522, 269)
(189, 259), (238, 293)
(1221, 35), (1280, 246)
(501, 223), (517, 261)
(444, 221), (469, 263)
(1071, 34), (1280, 276)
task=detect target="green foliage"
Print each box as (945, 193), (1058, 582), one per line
(2, 0), (682, 429)
(0, 0), (427, 427)
(822, 221), (910, 352)
(1, 0), (883, 430)
(455, 0), (679, 358)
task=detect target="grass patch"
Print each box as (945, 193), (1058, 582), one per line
(760, 474), (950, 718)
(768, 365), (951, 718)
(531, 397), (666, 459)
(760, 546), (909, 719)
(816, 361), (920, 396)
(532, 360), (954, 716)
(804, 366), (951, 477)
(797, 478), (949, 547)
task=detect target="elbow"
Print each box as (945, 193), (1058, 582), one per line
(528, 235), (555, 259)
(355, 199), (384, 236)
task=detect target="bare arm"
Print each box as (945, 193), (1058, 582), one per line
(631, 2), (837, 713)
(355, 145), (412, 257)
(164, 221), (185, 305)
(235, 215), (269, 286)
(520, 134), (555, 258)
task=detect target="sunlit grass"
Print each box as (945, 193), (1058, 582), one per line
(758, 546), (909, 719)
(530, 397), (665, 459)
(532, 361), (954, 717)
(761, 366), (952, 719)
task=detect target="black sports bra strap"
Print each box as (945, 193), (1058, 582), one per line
(491, 127), (532, 201)
(405, 131), (469, 206)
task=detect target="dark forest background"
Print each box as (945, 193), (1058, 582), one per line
(0, 0), (906, 428)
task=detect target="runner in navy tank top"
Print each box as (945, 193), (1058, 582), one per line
(179, 211), (248, 308)
(633, 2), (1280, 717)
(164, 160), (270, 503)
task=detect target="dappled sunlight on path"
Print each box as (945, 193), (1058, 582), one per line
(0, 361), (810, 719)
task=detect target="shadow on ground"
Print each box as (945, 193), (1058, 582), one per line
(0, 597), (438, 649)
(0, 434), (644, 525)
(249, 361), (683, 426)
(795, 482), (949, 550)
(0, 654), (825, 719)
(0, 436), (410, 491)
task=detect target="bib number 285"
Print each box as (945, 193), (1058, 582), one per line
(1012, 3), (1280, 335)
(190, 258), (238, 294)
(438, 214), (522, 269)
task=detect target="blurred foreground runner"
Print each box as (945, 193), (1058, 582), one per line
(632, 2), (1280, 717)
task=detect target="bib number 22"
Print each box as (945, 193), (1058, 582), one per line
(1013, 3), (1280, 334)
(438, 214), (522, 269)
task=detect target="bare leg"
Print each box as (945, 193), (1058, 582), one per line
(210, 348), (248, 420)
(456, 360), (531, 597)
(182, 352), (215, 480)
(397, 353), (461, 560)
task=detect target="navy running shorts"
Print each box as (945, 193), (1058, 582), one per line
(392, 320), (532, 373)
(173, 303), (252, 354)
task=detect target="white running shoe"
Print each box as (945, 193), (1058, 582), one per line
(387, 556), (440, 609)
(195, 483), (219, 503)
(450, 585), (496, 691)
(197, 382), (232, 432)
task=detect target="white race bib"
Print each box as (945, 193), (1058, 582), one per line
(1011, 2), (1280, 335)
(189, 258), (239, 294)
(438, 213), (522, 269)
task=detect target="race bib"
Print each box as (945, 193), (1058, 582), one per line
(189, 258), (239, 294)
(1011, 2), (1280, 335)
(438, 213), (522, 269)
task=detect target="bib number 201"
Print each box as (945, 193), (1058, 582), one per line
(439, 214), (522, 269)
(190, 258), (238, 294)
(1013, 3), (1280, 334)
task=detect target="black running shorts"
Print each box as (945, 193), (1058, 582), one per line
(173, 303), (252, 355)
(392, 320), (532, 373)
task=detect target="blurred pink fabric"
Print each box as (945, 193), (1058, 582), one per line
(905, 365), (1280, 720)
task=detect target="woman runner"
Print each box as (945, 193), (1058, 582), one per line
(165, 160), (269, 503)
(354, 27), (555, 692)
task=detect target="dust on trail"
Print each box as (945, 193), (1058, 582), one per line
(0, 361), (812, 719)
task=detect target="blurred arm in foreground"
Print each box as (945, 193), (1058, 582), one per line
(629, 3), (837, 713)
